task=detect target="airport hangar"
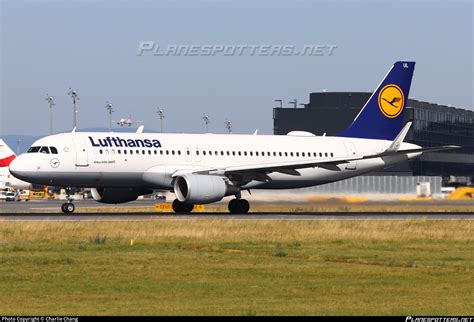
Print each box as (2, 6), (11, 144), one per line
(273, 92), (474, 195)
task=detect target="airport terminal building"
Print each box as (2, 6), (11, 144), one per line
(273, 92), (474, 195)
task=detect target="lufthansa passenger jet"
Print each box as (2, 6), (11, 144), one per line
(9, 62), (458, 213)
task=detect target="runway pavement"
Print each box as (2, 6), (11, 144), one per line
(1, 199), (472, 221)
(1, 212), (473, 221)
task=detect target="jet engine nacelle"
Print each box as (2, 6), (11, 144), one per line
(91, 187), (150, 204)
(174, 174), (237, 204)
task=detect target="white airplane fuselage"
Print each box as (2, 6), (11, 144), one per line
(9, 61), (434, 213)
(9, 131), (421, 190)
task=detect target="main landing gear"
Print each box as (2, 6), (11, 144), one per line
(61, 187), (75, 214)
(171, 198), (250, 214)
(172, 199), (194, 213)
(228, 198), (250, 214)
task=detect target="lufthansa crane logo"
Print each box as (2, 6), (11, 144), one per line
(50, 158), (60, 168)
(378, 84), (404, 118)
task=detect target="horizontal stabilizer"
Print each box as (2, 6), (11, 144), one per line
(363, 145), (461, 160)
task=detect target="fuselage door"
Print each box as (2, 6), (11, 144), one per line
(344, 142), (357, 170)
(72, 135), (89, 167)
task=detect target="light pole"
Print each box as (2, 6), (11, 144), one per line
(289, 99), (297, 108)
(157, 108), (165, 133)
(224, 119), (232, 134)
(68, 88), (79, 129)
(105, 102), (114, 132)
(274, 99), (282, 108)
(45, 95), (55, 134)
(16, 138), (21, 155)
(202, 113), (210, 133)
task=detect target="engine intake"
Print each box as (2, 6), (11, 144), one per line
(91, 187), (149, 204)
(174, 174), (236, 204)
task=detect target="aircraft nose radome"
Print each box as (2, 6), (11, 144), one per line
(8, 155), (30, 177)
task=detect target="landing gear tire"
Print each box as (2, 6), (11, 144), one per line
(172, 199), (194, 213)
(228, 199), (250, 214)
(61, 202), (75, 214)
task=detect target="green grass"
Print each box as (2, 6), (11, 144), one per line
(0, 220), (472, 315)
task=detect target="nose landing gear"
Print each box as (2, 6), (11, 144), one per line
(61, 187), (76, 214)
(61, 202), (75, 214)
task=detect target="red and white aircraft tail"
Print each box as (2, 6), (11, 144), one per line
(0, 139), (17, 167)
(0, 139), (31, 190)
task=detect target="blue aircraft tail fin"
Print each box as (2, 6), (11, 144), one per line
(340, 61), (415, 140)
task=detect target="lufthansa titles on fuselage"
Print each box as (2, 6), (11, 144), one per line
(88, 136), (161, 148)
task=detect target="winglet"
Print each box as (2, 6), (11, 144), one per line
(71, 127), (76, 133)
(136, 125), (144, 133)
(385, 122), (412, 152)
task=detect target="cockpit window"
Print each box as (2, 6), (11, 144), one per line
(27, 146), (41, 153)
(39, 146), (50, 154)
(50, 147), (58, 154)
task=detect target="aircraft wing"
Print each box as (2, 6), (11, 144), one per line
(172, 145), (460, 179)
(172, 155), (362, 178)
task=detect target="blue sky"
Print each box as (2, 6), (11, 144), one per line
(1, 0), (472, 136)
